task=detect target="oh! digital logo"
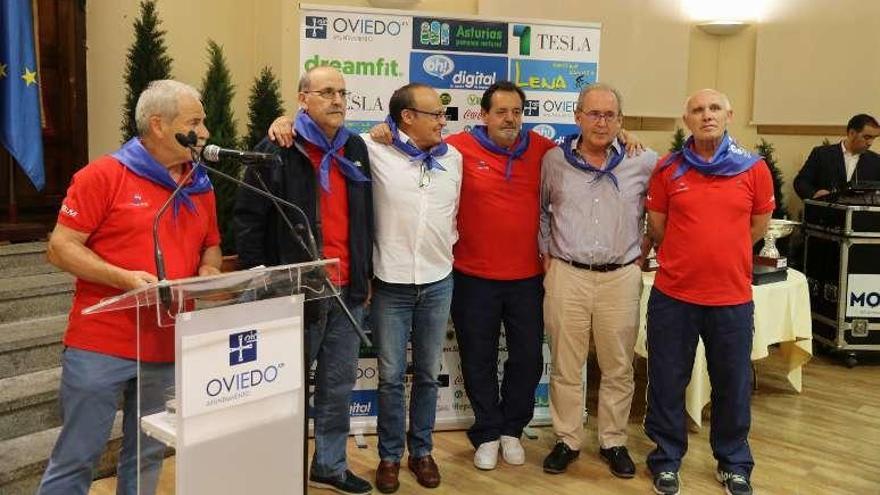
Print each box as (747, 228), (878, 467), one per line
(229, 330), (258, 366)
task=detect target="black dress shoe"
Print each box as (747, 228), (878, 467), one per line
(543, 441), (580, 474)
(308, 469), (373, 495)
(599, 446), (636, 478)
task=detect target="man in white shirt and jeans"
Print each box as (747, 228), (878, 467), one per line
(365, 83), (462, 493)
(267, 82), (461, 494)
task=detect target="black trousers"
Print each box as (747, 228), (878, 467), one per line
(451, 270), (544, 448)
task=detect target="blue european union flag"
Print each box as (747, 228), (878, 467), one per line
(0, 0), (45, 191)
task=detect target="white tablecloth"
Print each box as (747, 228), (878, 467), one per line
(635, 269), (813, 427)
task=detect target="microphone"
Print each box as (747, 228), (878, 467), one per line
(201, 144), (275, 163)
(154, 131), (202, 310)
(175, 131), (198, 148)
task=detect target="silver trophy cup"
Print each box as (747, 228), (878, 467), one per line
(760, 219), (800, 259)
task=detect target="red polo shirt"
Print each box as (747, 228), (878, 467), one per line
(57, 156), (220, 362)
(646, 155), (775, 305)
(446, 131), (557, 280)
(305, 142), (350, 286)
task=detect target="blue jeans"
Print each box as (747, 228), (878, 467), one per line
(308, 290), (366, 478)
(39, 347), (173, 495)
(644, 287), (755, 477)
(372, 274), (453, 462)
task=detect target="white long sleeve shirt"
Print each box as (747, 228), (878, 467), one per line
(364, 132), (462, 285)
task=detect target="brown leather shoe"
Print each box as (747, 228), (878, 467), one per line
(375, 460), (400, 493)
(408, 455), (440, 488)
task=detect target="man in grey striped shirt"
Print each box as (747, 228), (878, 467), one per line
(539, 83), (657, 479)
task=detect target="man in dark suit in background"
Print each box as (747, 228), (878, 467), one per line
(794, 113), (880, 200)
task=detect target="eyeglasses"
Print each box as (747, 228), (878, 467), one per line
(303, 89), (351, 100)
(579, 110), (620, 122)
(406, 107), (447, 121)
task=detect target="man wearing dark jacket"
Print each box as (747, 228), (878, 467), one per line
(794, 113), (880, 200)
(234, 66), (374, 495)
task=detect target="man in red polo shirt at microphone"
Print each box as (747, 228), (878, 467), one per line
(39, 80), (222, 495)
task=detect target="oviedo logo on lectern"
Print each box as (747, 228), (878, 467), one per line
(229, 330), (258, 366)
(203, 329), (287, 403)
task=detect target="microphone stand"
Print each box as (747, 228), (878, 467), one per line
(190, 148), (372, 348)
(153, 160), (201, 312)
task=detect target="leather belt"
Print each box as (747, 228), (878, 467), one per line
(558, 257), (636, 272)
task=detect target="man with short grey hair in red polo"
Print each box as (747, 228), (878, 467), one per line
(645, 89), (773, 495)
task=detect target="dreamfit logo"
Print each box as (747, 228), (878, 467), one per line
(229, 330), (258, 366)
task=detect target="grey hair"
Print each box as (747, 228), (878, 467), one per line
(298, 72), (312, 92)
(135, 80), (201, 136)
(684, 89), (732, 112)
(576, 83), (623, 115)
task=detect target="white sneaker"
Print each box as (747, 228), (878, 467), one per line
(474, 440), (500, 470)
(500, 435), (525, 465)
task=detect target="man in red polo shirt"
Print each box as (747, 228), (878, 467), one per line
(39, 80), (222, 495)
(645, 89), (773, 495)
(444, 82), (556, 471)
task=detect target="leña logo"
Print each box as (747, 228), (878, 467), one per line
(229, 330), (258, 366)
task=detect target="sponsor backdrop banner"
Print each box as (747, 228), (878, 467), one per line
(300, 4), (599, 433)
(300, 4), (599, 144)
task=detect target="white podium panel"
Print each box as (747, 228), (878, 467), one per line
(173, 295), (304, 495)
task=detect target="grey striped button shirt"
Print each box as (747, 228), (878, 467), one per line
(539, 138), (658, 266)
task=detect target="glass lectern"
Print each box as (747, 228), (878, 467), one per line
(83, 260), (340, 494)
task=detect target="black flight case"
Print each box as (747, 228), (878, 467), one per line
(803, 194), (880, 367)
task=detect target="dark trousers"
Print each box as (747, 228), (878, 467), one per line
(451, 270), (544, 448)
(645, 287), (755, 477)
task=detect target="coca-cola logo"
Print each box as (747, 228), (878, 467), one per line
(462, 107), (482, 120)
